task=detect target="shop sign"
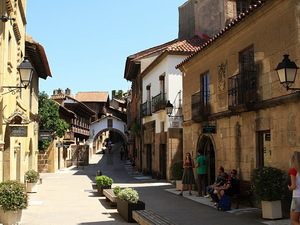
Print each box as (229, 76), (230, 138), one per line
(39, 130), (52, 141)
(56, 142), (63, 148)
(203, 125), (216, 134)
(10, 126), (27, 137)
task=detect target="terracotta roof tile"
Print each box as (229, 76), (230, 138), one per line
(75, 92), (109, 102)
(165, 35), (207, 52)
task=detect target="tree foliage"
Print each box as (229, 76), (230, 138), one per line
(38, 92), (69, 150)
(112, 90), (125, 99)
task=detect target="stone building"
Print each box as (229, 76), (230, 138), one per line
(177, 0), (300, 183)
(48, 90), (95, 171)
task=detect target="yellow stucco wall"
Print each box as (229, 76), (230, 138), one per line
(0, 0), (39, 182)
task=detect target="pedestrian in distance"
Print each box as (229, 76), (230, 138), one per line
(120, 147), (125, 160)
(195, 150), (208, 197)
(131, 156), (136, 174)
(288, 151), (300, 225)
(179, 152), (195, 196)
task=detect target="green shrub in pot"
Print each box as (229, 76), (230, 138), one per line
(250, 166), (287, 201)
(113, 186), (122, 196)
(171, 161), (183, 180)
(0, 180), (28, 212)
(25, 169), (39, 183)
(118, 188), (139, 203)
(95, 175), (113, 187)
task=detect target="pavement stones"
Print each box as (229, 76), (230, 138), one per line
(21, 143), (291, 225)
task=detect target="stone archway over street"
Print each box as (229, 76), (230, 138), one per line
(88, 115), (127, 151)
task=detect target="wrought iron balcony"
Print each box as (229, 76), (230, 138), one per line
(228, 70), (257, 112)
(191, 91), (211, 122)
(152, 92), (167, 113)
(141, 100), (152, 117)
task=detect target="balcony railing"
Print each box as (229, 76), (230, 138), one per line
(191, 91), (210, 122)
(228, 70), (257, 110)
(141, 100), (152, 117)
(152, 92), (166, 113)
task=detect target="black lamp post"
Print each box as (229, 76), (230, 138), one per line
(0, 15), (15, 22)
(17, 57), (34, 89)
(165, 100), (174, 117)
(1, 57), (34, 95)
(275, 54), (299, 91)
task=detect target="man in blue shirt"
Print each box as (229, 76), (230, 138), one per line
(195, 150), (208, 197)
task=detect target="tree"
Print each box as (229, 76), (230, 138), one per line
(112, 90), (124, 99)
(38, 92), (69, 151)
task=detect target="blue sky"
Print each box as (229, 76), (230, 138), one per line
(26, 0), (187, 97)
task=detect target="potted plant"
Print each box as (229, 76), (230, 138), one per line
(0, 180), (29, 225)
(95, 175), (113, 196)
(171, 161), (183, 190)
(25, 169), (39, 193)
(152, 99), (167, 111)
(113, 186), (122, 197)
(117, 188), (145, 222)
(250, 166), (287, 219)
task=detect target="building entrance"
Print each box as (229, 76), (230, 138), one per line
(198, 136), (215, 185)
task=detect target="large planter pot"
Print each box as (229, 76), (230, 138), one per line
(0, 209), (22, 225)
(176, 180), (187, 191)
(176, 180), (182, 191)
(261, 200), (282, 219)
(97, 185), (111, 196)
(26, 182), (38, 193)
(117, 198), (145, 223)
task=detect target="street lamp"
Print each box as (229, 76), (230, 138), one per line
(165, 100), (174, 117)
(1, 57), (34, 95)
(17, 57), (34, 88)
(275, 54), (299, 91)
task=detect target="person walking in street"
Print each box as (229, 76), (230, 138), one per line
(195, 150), (208, 197)
(120, 147), (125, 160)
(288, 151), (300, 225)
(179, 152), (195, 196)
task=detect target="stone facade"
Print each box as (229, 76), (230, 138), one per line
(178, 0), (239, 40)
(178, 0), (300, 181)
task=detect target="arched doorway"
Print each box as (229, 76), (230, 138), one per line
(197, 135), (215, 185)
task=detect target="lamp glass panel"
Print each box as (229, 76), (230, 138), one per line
(276, 68), (287, 84)
(286, 68), (297, 83)
(20, 69), (33, 86)
(166, 106), (173, 115)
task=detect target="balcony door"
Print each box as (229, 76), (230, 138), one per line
(240, 46), (256, 103)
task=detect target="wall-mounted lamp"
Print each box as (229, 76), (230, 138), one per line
(1, 57), (34, 95)
(165, 90), (183, 118)
(1, 15), (15, 22)
(275, 54), (299, 91)
(165, 100), (174, 117)
(165, 100), (183, 118)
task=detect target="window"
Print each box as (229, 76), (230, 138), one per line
(239, 46), (256, 103)
(8, 33), (12, 63)
(201, 73), (210, 104)
(159, 75), (165, 99)
(240, 46), (255, 72)
(146, 85), (151, 102)
(107, 119), (113, 128)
